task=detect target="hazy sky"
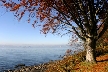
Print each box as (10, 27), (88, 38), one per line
(0, 8), (70, 45)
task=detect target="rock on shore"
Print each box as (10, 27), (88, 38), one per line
(4, 63), (49, 72)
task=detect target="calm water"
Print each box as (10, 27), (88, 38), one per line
(0, 45), (83, 71)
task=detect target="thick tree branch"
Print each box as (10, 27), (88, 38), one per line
(88, 0), (97, 35)
(73, 1), (87, 36)
(97, 14), (108, 39)
(97, 25), (108, 40)
(72, 27), (86, 41)
(97, 19), (105, 30)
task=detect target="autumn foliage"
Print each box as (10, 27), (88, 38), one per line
(0, 0), (108, 37)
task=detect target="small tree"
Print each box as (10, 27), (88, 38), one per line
(0, 0), (108, 63)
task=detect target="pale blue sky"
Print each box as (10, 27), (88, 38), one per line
(0, 8), (70, 45)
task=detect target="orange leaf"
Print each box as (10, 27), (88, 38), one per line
(11, 4), (21, 11)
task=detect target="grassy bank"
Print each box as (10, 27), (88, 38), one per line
(45, 46), (108, 72)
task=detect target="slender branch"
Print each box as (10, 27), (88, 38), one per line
(62, 14), (73, 27)
(52, 7), (73, 27)
(50, 16), (71, 26)
(52, 6), (70, 19)
(62, 0), (80, 26)
(72, 27), (86, 41)
(61, 29), (73, 37)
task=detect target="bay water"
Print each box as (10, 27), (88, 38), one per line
(0, 45), (83, 71)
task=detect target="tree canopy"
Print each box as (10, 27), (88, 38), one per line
(0, 0), (108, 40)
(1, 0), (108, 62)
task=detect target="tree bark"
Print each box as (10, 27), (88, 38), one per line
(85, 38), (96, 63)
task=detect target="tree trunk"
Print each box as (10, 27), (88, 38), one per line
(85, 38), (96, 63)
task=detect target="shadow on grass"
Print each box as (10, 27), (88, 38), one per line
(97, 59), (108, 62)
